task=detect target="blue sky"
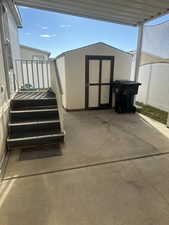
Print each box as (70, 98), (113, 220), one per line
(18, 6), (169, 57)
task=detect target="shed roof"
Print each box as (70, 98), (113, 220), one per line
(56, 42), (132, 59)
(16, 0), (169, 27)
(20, 45), (51, 56)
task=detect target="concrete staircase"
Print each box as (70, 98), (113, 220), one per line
(7, 91), (64, 150)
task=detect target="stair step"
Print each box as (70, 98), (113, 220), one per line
(9, 120), (60, 126)
(11, 105), (57, 110)
(11, 98), (57, 110)
(9, 120), (61, 138)
(11, 108), (58, 113)
(7, 132), (65, 149)
(10, 108), (59, 123)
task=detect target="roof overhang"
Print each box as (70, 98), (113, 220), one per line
(15, 0), (169, 26)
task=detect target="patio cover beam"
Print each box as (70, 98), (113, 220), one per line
(15, 0), (169, 27)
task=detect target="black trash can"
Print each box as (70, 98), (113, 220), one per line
(112, 80), (141, 113)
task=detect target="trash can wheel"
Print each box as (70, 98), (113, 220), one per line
(132, 106), (136, 113)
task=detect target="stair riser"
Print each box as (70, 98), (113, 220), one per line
(11, 99), (57, 110)
(12, 105), (57, 110)
(9, 123), (61, 138)
(10, 111), (59, 123)
(7, 135), (64, 149)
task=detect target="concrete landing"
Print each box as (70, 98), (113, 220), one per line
(1, 110), (169, 225)
(1, 155), (169, 225)
(4, 110), (169, 179)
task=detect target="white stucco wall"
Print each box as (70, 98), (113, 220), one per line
(20, 47), (49, 60)
(56, 56), (66, 107)
(63, 43), (132, 110)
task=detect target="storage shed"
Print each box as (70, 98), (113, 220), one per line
(56, 42), (133, 110)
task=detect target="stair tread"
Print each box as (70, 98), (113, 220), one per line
(11, 108), (58, 113)
(11, 117), (59, 123)
(8, 132), (65, 142)
(9, 120), (60, 126)
(13, 97), (56, 101)
(14, 91), (56, 100)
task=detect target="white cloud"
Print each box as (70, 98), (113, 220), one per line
(42, 26), (48, 30)
(36, 24), (48, 30)
(40, 34), (50, 38)
(40, 34), (56, 38)
(59, 24), (71, 28)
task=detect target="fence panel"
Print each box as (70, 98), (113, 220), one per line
(137, 62), (169, 111)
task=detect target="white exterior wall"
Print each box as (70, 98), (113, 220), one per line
(56, 56), (66, 107)
(7, 4), (21, 95)
(7, 7), (20, 62)
(0, 26), (9, 166)
(20, 47), (49, 60)
(64, 43), (132, 110)
(137, 63), (169, 111)
(0, 1), (21, 166)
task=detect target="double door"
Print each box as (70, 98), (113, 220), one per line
(85, 55), (114, 109)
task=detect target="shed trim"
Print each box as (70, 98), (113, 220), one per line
(56, 42), (132, 59)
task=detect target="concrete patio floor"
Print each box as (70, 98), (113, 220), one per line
(1, 110), (169, 225)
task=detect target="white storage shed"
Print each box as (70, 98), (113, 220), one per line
(56, 42), (133, 110)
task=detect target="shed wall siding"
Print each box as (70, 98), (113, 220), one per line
(65, 44), (132, 109)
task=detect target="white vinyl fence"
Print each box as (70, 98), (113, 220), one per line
(137, 62), (169, 111)
(15, 59), (51, 90)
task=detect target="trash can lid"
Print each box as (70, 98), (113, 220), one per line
(112, 80), (141, 85)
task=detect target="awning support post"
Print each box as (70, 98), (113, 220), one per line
(134, 23), (143, 82)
